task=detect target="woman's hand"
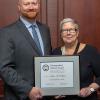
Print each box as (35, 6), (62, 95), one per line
(78, 87), (93, 97)
(79, 83), (99, 97)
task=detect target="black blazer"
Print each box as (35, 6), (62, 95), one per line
(0, 19), (52, 100)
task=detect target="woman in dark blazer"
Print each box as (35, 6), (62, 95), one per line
(52, 18), (100, 100)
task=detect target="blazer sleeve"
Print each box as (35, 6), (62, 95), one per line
(91, 47), (100, 85)
(0, 29), (32, 99)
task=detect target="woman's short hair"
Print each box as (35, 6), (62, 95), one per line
(60, 18), (79, 31)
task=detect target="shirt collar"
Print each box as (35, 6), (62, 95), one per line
(20, 16), (37, 28)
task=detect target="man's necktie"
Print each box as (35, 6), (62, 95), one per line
(31, 24), (42, 54)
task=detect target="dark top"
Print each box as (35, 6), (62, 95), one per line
(52, 44), (100, 100)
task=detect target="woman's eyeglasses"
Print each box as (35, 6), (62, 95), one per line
(61, 28), (78, 33)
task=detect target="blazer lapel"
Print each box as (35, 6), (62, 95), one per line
(16, 20), (42, 55)
(37, 22), (47, 55)
(37, 22), (51, 55)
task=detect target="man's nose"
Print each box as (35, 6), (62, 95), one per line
(29, 4), (38, 9)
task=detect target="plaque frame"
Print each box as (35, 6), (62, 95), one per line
(34, 56), (80, 96)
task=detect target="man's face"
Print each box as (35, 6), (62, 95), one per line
(18, 0), (40, 19)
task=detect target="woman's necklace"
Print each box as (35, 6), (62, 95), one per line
(61, 42), (80, 55)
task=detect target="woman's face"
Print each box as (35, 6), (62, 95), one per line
(61, 22), (79, 44)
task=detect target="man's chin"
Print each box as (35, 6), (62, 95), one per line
(28, 16), (36, 19)
(25, 14), (38, 20)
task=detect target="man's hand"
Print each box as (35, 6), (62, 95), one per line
(29, 87), (42, 100)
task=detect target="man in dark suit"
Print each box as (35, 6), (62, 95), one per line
(0, 0), (52, 99)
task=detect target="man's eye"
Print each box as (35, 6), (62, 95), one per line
(24, 3), (29, 6)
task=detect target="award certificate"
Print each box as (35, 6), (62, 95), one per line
(34, 56), (80, 96)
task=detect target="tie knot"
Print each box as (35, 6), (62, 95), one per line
(31, 24), (36, 28)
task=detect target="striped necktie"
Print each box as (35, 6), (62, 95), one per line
(31, 24), (42, 54)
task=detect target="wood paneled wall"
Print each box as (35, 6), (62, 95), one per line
(0, 0), (100, 50)
(40, 0), (100, 50)
(0, 0), (100, 98)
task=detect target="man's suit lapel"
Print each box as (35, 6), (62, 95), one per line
(16, 20), (42, 55)
(37, 22), (47, 55)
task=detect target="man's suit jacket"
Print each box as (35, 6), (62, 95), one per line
(0, 19), (52, 100)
